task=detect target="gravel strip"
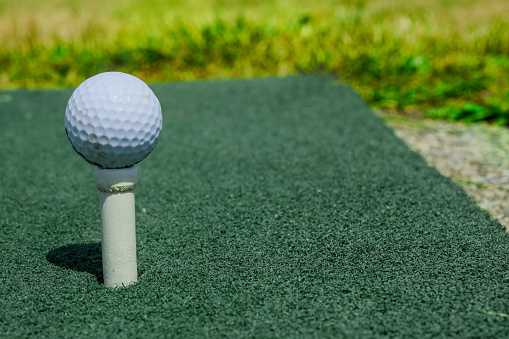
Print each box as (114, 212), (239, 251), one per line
(379, 112), (509, 231)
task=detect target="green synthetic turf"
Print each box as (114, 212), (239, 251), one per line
(1, 76), (509, 337)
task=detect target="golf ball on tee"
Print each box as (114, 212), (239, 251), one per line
(65, 72), (162, 169)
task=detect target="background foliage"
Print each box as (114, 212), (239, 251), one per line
(0, 0), (508, 123)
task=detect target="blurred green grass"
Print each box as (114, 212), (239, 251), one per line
(1, 0), (508, 123)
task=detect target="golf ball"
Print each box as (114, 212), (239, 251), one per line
(65, 72), (162, 169)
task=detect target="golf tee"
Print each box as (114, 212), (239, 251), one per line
(95, 166), (138, 287)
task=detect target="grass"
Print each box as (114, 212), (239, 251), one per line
(1, 0), (509, 124)
(2, 76), (509, 337)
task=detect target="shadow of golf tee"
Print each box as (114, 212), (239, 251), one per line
(46, 243), (103, 283)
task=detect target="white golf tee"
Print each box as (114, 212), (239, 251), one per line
(95, 166), (138, 288)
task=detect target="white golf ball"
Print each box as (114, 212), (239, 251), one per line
(65, 72), (162, 169)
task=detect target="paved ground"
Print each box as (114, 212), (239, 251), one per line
(381, 112), (509, 230)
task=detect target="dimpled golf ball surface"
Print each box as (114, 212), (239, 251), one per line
(65, 72), (162, 168)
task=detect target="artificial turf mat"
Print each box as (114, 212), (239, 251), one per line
(1, 75), (509, 337)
